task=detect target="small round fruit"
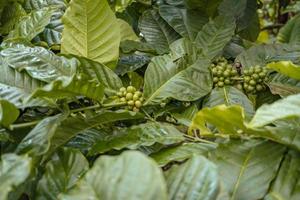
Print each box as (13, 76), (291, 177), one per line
(264, 77), (269, 82)
(213, 77), (219, 83)
(135, 100), (142, 108)
(135, 91), (142, 97)
(127, 86), (136, 93)
(139, 97), (144, 102)
(120, 87), (126, 92)
(223, 70), (230, 77)
(236, 84), (243, 90)
(132, 107), (139, 112)
(247, 85), (255, 91)
(243, 83), (249, 88)
(218, 81), (224, 87)
(254, 66), (262, 73)
(217, 70), (223, 76)
(256, 84), (263, 91)
(249, 68), (254, 74)
(126, 93), (133, 100)
(244, 76), (251, 83)
(252, 74), (259, 80)
(219, 77), (224, 81)
(249, 80), (256, 86)
(127, 100), (134, 106)
(122, 91), (127, 96)
(243, 69), (249, 75)
(120, 97), (126, 102)
(224, 79), (231, 85)
(231, 69), (238, 75)
(259, 72), (266, 77)
(117, 92), (123, 97)
(212, 68), (218, 75)
(133, 94), (140, 101)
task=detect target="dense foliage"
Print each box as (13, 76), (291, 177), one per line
(1, 0), (300, 199)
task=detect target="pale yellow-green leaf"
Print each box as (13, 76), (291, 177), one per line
(61, 0), (120, 68)
(267, 61), (300, 80)
(117, 19), (139, 42)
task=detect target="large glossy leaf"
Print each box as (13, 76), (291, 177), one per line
(267, 61), (300, 80)
(277, 14), (300, 45)
(268, 73), (300, 97)
(36, 148), (89, 200)
(17, 110), (143, 157)
(236, 44), (300, 67)
(59, 151), (168, 200)
(0, 154), (32, 200)
(74, 56), (123, 94)
(249, 93), (300, 128)
(61, 0), (120, 68)
(143, 39), (212, 105)
(6, 7), (55, 42)
(138, 9), (180, 54)
(150, 142), (217, 166)
(219, 0), (259, 41)
(1, 47), (76, 83)
(0, 99), (19, 128)
(24, 0), (67, 10)
(171, 104), (198, 126)
(166, 155), (220, 200)
(210, 140), (285, 200)
(89, 122), (185, 155)
(0, 2), (26, 35)
(265, 150), (300, 200)
(184, 0), (222, 16)
(195, 15), (236, 59)
(31, 75), (105, 102)
(0, 58), (52, 108)
(159, 5), (208, 41)
(203, 86), (255, 118)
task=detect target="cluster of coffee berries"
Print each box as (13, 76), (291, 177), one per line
(211, 58), (239, 87)
(117, 86), (144, 112)
(242, 66), (268, 94)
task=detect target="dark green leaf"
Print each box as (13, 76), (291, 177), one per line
(89, 122), (184, 155)
(59, 151), (168, 200)
(36, 148), (89, 200)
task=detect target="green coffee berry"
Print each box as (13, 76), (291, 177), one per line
(132, 107), (139, 112)
(127, 86), (136, 93)
(120, 97), (126, 102)
(133, 94), (140, 101)
(249, 80), (256, 86)
(213, 77), (219, 83)
(120, 87), (126, 93)
(127, 100), (134, 106)
(126, 93), (133, 100)
(224, 79), (231, 85)
(135, 101), (142, 108)
(218, 81), (224, 87)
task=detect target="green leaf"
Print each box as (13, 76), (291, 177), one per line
(265, 150), (300, 200)
(203, 86), (255, 118)
(268, 73), (300, 97)
(0, 2), (26, 35)
(0, 99), (19, 128)
(166, 155), (220, 200)
(278, 14), (300, 45)
(74, 56), (123, 94)
(210, 139), (285, 200)
(1, 47), (77, 83)
(150, 142), (216, 166)
(184, 0), (222, 16)
(89, 122), (185, 155)
(36, 148), (89, 200)
(0, 154), (32, 200)
(249, 93), (300, 128)
(117, 19), (139, 42)
(6, 7), (56, 42)
(59, 151), (168, 200)
(219, 0), (259, 41)
(144, 40), (212, 105)
(31, 75), (105, 102)
(0, 57), (53, 108)
(24, 0), (67, 10)
(267, 61), (300, 81)
(236, 44), (300, 67)
(159, 5), (208, 41)
(61, 0), (120, 68)
(17, 110), (143, 157)
(138, 9), (180, 54)
(195, 15), (236, 59)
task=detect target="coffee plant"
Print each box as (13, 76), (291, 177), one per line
(1, 0), (300, 199)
